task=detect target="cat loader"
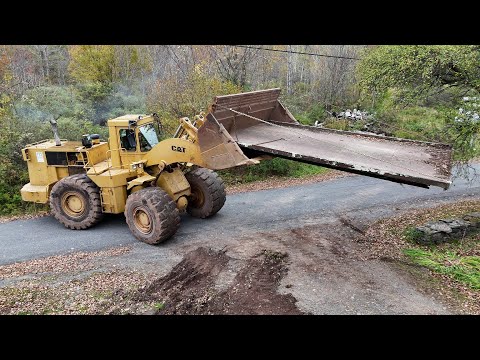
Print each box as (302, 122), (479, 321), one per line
(20, 88), (453, 244)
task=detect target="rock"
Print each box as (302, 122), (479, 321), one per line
(463, 212), (480, 228)
(414, 226), (439, 245)
(440, 218), (470, 237)
(425, 221), (452, 233)
(432, 232), (447, 244)
(464, 212), (480, 219)
(414, 213), (480, 245)
(440, 218), (470, 229)
(416, 225), (439, 235)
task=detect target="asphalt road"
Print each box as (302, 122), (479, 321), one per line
(1, 164), (480, 266)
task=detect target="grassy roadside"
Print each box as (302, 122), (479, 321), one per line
(364, 200), (480, 312)
(404, 247), (480, 290)
(218, 158), (329, 186)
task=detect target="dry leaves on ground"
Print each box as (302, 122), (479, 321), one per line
(226, 170), (353, 194)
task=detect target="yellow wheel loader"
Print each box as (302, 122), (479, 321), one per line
(20, 89), (453, 244)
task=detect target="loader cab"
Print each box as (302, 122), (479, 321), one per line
(119, 128), (137, 151)
(118, 124), (159, 152)
(108, 114), (162, 168)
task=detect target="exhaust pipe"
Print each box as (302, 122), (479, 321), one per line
(49, 117), (61, 146)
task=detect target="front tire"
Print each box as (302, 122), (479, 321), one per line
(50, 174), (103, 230)
(125, 187), (180, 245)
(185, 167), (226, 218)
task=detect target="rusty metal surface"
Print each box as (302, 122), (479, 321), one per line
(197, 113), (256, 169)
(211, 88), (298, 132)
(234, 121), (453, 189)
(208, 88), (453, 189)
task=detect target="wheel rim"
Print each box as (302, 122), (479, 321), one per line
(61, 191), (86, 218)
(190, 186), (205, 208)
(133, 207), (153, 234)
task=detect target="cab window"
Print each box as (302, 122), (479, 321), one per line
(119, 129), (137, 151)
(138, 123), (160, 152)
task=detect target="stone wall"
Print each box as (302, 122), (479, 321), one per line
(413, 212), (480, 245)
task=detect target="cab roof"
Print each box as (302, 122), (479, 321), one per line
(107, 114), (154, 127)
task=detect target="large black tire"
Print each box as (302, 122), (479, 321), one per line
(185, 167), (226, 218)
(125, 187), (180, 245)
(50, 174), (103, 230)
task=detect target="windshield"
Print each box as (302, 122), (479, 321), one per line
(138, 123), (160, 151)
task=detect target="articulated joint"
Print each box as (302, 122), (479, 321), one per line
(179, 117), (198, 140)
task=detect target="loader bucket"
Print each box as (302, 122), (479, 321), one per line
(197, 88), (294, 170)
(197, 112), (258, 169)
(209, 88), (298, 135)
(205, 88), (453, 189)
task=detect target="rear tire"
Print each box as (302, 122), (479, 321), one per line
(185, 167), (226, 218)
(125, 187), (180, 245)
(50, 174), (103, 230)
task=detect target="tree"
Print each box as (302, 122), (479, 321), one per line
(209, 46), (257, 88)
(357, 45), (480, 161)
(357, 45), (480, 104)
(25, 45), (69, 85)
(68, 45), (115, 85)
(146, 64), (241, 135)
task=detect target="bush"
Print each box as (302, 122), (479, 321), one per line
(146, 65), (242, 136)
(15, 85), (95, 122)
(287, 100), (327, 126)
(0, 114), (109, 215)
(93, 86), (146, 124)
(219, 157), (327, 185)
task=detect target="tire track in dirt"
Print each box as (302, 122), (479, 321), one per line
(134, 247), (304, 315)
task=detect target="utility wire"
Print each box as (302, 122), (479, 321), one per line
(232, 45), (361, 61)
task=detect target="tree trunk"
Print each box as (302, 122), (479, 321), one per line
(287, 45), (293, 95)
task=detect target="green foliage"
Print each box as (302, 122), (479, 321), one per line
(443, 98), (480, 161)
(219, 158), (328, 185)
(294, 103), (327, 125)
(322, 118), (349, 131)
(94, 87), (146, 123)
(0, 112), (108, 215)
(68, 45), (116, 85)
(356, 46), (480, 157)
(0, 115), (35, 215)
(153, 302), (165, 311)
(357, 45), (480, 105)
(392, 106), (447, 141)
(15, 85), (95, 121)
(14, 83), (147, 125)
(403, 227), (425, 243)
(43, 118), (108, 141)
(74, 82), (113, 103)
(146, 64), (242, 135)
(404, 248), (480, 290)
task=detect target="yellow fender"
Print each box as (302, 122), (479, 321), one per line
(144, 138), (207, 168)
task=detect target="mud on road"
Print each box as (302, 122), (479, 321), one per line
(135, 247), (302, 315)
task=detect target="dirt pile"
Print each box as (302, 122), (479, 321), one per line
(136, 247), (303, 315)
